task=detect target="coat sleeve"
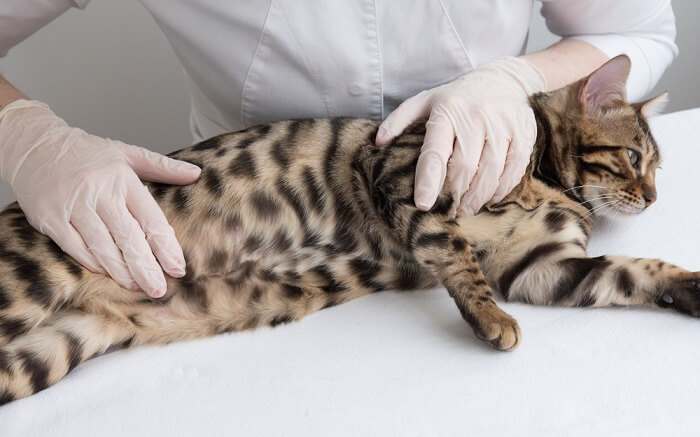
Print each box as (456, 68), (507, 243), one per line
(539, 0), (678, 100)
(0, 0), (89, 58)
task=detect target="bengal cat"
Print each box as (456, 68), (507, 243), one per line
(0, 55), (695, 405)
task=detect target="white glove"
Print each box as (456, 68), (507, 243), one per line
(376, 56), (546, 215)
(0, 100), (201, 298)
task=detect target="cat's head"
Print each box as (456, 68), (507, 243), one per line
(535, 55), (668, 218)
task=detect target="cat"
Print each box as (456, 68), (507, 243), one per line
(0, 55), (695, 405)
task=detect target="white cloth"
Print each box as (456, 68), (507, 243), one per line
(0, 1), (677, 142)
(1, 108), (699, 436)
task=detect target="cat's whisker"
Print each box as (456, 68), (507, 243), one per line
(592, 203), (621, 228)
(582, 200), (620, 221)
(563, 185), (610, 205)
(574, 195), (616, 210)
(590, 200), (619, 213)
(580, 195), (614, 203)
(611, 205), (623, 222)
(545, 194), (614, 225)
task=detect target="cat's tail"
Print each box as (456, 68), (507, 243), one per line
(0, 309), (134, 405)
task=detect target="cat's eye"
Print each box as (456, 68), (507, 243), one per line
(627, 149), (640, 168)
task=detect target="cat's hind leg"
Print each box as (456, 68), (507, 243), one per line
(0, 309), (135, 405)
(0, 203), (91, 346)
(0, 253), (84, 347)
(130, 266), (380, 344)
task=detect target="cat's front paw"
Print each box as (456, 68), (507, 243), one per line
(468, 305), (521, 351)
(657, 272), (700, 317)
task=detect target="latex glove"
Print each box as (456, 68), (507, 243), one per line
(0, 100), (201, 298)
(376, 56), (546, 215)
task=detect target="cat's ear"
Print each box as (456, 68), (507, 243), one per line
(579, 55), (631, 114)
(632, 92), (669, 118)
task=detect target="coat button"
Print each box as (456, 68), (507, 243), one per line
(348, 84), (362, 96)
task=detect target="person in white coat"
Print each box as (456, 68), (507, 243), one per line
(0, 1), (678, 297)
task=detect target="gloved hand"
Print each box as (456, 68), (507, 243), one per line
(376, 56), (546, 215)
(0, 100), (201, 298)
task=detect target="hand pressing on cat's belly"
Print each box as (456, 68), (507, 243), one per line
(0, 100), (202, 297)
(375, 56), (546, 215)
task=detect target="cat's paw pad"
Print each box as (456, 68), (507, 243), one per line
(471, 307), (521, 351)
(658, 272), (700, 317)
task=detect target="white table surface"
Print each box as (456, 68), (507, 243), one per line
(2, 109), (700, 437)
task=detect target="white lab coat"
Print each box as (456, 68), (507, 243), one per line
(0, 0), (677, 142)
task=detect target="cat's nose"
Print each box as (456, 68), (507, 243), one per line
(642, 183), (656, 207)
(644, 193), (656, 207)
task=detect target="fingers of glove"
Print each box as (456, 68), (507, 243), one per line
(459, 126), (509, 215)
(96, 202), (168, 298)
(118, 142), (201, 185)
(376, 92), (431, 147)
(70, 210), (138, 291)
(414, 112), (456, 210)
(491, 110), (537, 203)
(42, 221), (106, 275)
(126, 181), (186, 278)
(446, 123), (485, 209)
